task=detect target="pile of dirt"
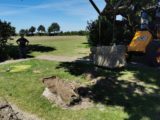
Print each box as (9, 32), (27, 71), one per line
(0, 97), (40, 120)
(42, 76), (95, 109)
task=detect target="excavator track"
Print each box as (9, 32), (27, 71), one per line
(146, 40), (160, 66)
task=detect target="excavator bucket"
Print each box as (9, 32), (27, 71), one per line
(128, 31), (153, 53)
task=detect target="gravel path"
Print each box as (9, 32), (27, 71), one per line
(36, 55), (88, 62)
(0, 55), (89, 65)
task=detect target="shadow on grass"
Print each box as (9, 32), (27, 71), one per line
(57, 61), (160, 120)
(0, 44), (56, 62)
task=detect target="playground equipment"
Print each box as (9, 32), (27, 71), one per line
(89, 0), (160, 68)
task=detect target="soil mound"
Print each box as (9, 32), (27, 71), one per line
(42, 76), (94, 109)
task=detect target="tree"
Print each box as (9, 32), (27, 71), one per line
(19, 29), (26, 35)
(0, 20), (15, 60)
(37, 25), (46, 35)
(48, 23), (60, 35)
(0, 20), (15, 47)
(25, 29), (29, 36)
(87, 18), (113, 46)
(29, 26), (36, 36)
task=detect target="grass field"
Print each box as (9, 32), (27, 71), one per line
(0, 36), (160, 120)
(10, 36), (90, 58)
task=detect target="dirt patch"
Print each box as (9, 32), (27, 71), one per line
(0, 97), (40, 120)
(42, 76), (80, 106)
(42, 76), (95, 110)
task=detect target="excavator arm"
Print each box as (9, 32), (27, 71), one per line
(89, 0), (101, 15)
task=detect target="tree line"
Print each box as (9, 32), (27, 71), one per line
(19, 22), (60, 36)
(19, 22), (88, 36)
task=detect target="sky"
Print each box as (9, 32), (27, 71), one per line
(0, 0), (106, 32)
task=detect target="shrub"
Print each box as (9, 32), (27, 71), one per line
(0, 20), (15, 61)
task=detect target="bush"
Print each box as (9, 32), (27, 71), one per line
(0, 20), (15, 61)
(87, 17), (113, 46)
(87, 17), (133, 47)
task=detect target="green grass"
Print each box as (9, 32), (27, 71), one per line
(1, 36), (160, 120)
(0, 60), (128, 120)
(10, 36), (90, 57)
(0, 59), (160, 120)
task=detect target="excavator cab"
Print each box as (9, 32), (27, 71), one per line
(127, 3), (160, 66)
(128, 10), (153, 53)
(128, 31), (153, 53)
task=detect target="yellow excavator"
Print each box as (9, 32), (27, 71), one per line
(89, 0), (160, 68)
